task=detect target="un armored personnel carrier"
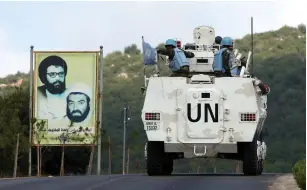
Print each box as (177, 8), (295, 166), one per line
(141, 25), (270, 176)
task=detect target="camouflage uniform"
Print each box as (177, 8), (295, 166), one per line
(169, 66), (190, 77)
(157, 48), (194, 77)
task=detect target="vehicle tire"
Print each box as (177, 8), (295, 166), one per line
(163, 156), (173, 175)
(256, 134), (265, 175)
(257, 159), (264, 175)
(242, 135), (258, 176)
(146, 141), (173, 176)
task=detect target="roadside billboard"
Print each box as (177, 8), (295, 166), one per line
(32, 51), (99, 146)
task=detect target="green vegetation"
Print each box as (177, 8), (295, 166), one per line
(293, 159), (306, 190)
(0, 24), (305, 176)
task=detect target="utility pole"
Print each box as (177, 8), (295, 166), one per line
(126, 147), (130, 174)
(122, 105), (130, 174)
(13, 133), (20, 178)
(122, 106), (127, 174)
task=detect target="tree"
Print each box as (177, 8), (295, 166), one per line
(298, 23), (306, 34)
(124, 44), (141, 55)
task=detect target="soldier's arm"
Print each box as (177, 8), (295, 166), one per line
(156, 48), (168, 55)
(183, 50), (195, 58)
(157, 48), (175, 59)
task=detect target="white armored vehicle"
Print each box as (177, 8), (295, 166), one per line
(141, 25), (270, 176)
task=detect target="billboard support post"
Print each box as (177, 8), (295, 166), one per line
(29, 45), (34, 177)
(97, 46), (104, 175)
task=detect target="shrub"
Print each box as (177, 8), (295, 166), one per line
(293, 159), (306, 190)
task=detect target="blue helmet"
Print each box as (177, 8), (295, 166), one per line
(215, 36), (223, 44)
(221, 37), (233, 46)
(165, 39), (177, 47)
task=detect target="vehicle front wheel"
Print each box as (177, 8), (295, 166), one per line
(242, 135), (261, 176)
(146, 141), (173, 176)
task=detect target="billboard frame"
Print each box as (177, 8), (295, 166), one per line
(31, 50), (102, 147)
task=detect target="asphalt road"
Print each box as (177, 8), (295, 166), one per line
(0, 173), (279, 190)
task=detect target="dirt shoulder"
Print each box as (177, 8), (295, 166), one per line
(269, 173), (301, 190)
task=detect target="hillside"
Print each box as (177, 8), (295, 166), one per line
(0, 24), (305, 176)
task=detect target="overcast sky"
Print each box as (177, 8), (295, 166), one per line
(0, 0), (305, 77)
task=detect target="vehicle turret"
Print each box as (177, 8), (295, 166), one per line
(164, 26), (251, 76)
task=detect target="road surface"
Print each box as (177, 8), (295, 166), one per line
(0, 173), (279, 190)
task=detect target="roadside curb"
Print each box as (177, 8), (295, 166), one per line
(268, 174), (300, 190)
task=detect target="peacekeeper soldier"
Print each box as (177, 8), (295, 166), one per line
(212, 36), (234, 77)
(157, 39), (195, 77)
